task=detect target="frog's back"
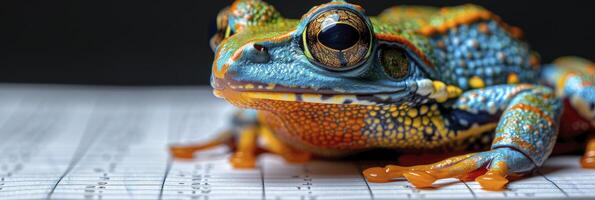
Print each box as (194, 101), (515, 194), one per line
(371, 4), (538, 90)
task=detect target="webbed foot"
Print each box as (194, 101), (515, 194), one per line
(364, 148), (535, 191)
(169, 116), (311, 169)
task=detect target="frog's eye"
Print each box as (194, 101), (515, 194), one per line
(302, 8), (372, 70)
(379, 48), (409, 80)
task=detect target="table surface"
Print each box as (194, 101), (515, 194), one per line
(0, 84), (593, 200)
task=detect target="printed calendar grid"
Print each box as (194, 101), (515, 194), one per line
(0, 85), (593, 200)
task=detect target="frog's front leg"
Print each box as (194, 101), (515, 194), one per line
(170, 109), (311, 168)
(364, 84), (562, 190)
(230, 123), (312, 168)
(582, 136), (595, 168)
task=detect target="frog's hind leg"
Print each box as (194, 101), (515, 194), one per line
(169, 109), (310, 168)
(542, 57), (595, 168)
(169, 109), (257, 168)
(542, 56), (595, 133)
(229, 118), (312, 168)
(170, 131), (234, 159)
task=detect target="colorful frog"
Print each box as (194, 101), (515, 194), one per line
(171, 0), (595, 191)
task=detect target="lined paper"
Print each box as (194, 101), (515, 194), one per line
(0, 84), (593, 200)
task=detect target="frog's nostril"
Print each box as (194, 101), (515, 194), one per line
(247, 43), (270, 63)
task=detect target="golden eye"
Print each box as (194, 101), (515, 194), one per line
(380, 48), (409, 80)
(302, 9), (372, 70)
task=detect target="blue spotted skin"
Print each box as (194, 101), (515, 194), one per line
(207, 0), (595, 187)
(431, 21), (536, 89)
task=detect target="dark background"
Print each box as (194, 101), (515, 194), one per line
(2, 0), (593, 85)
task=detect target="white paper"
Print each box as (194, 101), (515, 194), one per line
(0, 84), (593, 200)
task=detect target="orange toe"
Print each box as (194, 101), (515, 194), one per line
(476, 173), (509, 191)
(169, 146), (196, 159)
(581, 156), (595, 168)
(363, 167), (391, 183)
(384, 165), (408, 178)
(403, 170), (436, 188)
(230, 152), (256, 169)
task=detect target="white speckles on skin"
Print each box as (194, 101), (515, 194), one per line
(416, 79), (462, 103)
(466, 39), (479, 49)
(416, 79), (434, 96)
(497, 51), (506, 61)
(266, 83), (276, 90)
(373, 94), (391, 101)
(487, 101), (497, 114)
(332, 88), (347, 93)
(459, 118), (469, 126)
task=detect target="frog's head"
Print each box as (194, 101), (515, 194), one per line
(210, 0), (461, 109)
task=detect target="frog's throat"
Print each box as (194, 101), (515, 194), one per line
(213, 88), (386, 106)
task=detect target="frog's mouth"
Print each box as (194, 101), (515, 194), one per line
(212, 78), (406, 106)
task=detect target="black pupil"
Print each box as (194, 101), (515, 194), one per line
(317, 23), (360, 50)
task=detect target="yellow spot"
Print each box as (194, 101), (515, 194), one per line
(430, 116), (445, 133)
(389, 106), (397, 112)
(376, 126), (383, 132)
(435, 95), (448, 103)
(408, 109), (418, 118)
(410, 128), (418, 134)
(244, 84), (254, 89)
(446, 85), (463, 98)
(302, 93), (322, 102)
(413, 118), (421, 127)
(404, 117), (412, 126)
(265, 83), (276, 90)
(425, 127), (434, 134)
(422, 116), (430, 125)
(432, 81), (446, 92)
(370, 111), (377, 117)
(373, 119), (380, 124)
(507, 73), (519, 84)
(420, 105), (429, 115)
(469, 76), (485, 88)
(432, 81), (449, 103)
(430, 104), (438, 111)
